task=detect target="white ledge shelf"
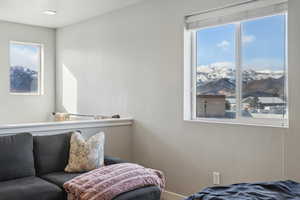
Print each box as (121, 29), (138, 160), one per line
(0, 118), (133, 135)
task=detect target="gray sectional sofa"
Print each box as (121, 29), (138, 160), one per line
(0, 132), (161, 200)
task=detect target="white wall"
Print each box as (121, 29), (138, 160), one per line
(0, 20), (56, 124)
(77, 126), (132, 161)
(56, 0), (299, 196)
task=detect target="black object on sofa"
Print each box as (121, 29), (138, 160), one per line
(0, 133), (161, 200)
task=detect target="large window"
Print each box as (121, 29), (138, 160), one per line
(184, 1), (288, 127)
(10, 41), (43, 95)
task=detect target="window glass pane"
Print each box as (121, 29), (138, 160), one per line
(10, 42), (41, 94)
(196, 24), (236, 118)
(241, 15), (287, 119)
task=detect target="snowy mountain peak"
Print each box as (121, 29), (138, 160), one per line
(197, 62), (284, 85)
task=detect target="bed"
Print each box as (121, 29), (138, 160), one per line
(186, 180), (300, 200)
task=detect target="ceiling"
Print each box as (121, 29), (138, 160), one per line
(0, 0), (145, 28)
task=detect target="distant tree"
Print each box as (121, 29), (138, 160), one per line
(272, 88), (280, 97)
(204, 100), (208, 117)
(225, 100), (231, 110)
(249, 96), (259, 109)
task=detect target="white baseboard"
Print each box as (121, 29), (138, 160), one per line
(162, 190), (187, 200)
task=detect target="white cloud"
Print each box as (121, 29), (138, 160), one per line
(242, 35), (256, 44)
(10, 44), (40, 71)
(217, 40), (230, 50)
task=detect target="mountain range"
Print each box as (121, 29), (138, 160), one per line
(10, 66), (38, 93)
(197, 65), (285, 98)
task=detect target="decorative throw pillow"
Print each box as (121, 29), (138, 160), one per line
(65, 131), (105, 172)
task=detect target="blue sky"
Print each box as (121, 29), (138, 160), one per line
(10, 43), (40, 71)
(197, 14), (286, 71)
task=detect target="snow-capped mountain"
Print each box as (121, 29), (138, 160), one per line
(197, 64), (284, 85)
(197, 62), (235, 84)
(243, 69), (284, 82)
(196, 63), (285, 98)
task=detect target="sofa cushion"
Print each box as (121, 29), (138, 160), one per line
(0, 133), (35, 181)
(41, 172), (83, 188)
(65, 132), (105, 172)
(113, 186), (161, 200)
(0, 176), (64, 200)
(33, 132), (72, 175)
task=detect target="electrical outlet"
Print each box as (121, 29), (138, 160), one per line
(213, 172), (220, 185)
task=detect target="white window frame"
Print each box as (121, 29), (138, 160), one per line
(9, 41), (44, 96)
(184, 12), (289, 128)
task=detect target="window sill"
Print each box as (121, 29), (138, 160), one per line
(10, 92), (42, 96)
(184, 118), (288, 128)
(0, 118), (134, 135)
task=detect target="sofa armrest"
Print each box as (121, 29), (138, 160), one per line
(104, 155), (128, 165)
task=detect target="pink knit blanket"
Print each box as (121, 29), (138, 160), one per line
(63, 163), (166, 200)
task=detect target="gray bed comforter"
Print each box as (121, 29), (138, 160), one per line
(186, 180), (300, 200)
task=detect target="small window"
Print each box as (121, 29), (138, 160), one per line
(10, 41), (43, 95)
(184, 1), (288, 127)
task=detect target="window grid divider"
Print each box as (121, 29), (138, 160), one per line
(191, 31), (197, 120)
(283, 13), (289, 124)
(235, 22), (242, 120)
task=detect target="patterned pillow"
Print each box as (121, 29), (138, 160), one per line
(65, 131), (105, 172)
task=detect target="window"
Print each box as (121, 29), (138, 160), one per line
(10, 41), (43, 95)
(184, 1), (288, 127)
(196, 24), (236, 119)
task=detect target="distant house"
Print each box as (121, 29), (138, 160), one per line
(242, 97), (285, 111)
(196, 95), (226, 118)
